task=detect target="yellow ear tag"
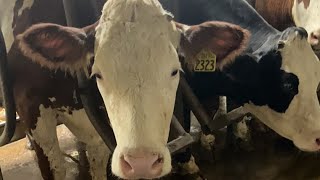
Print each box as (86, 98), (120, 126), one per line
(194, 49), (216, 72)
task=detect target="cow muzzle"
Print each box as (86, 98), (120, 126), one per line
(309, 30), (320, 54)
(120, 151), (163, 179)
(292, 131), (320, 152)
(112, 146), (171, 179)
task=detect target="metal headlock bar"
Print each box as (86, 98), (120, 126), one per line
(180, 75), (250, 133)
(62, 0), (198, 154)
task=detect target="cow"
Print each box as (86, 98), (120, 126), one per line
(162, 0), (320, 153)
(1, 0), (253, 179)
(2, 0), (320, 179)
(246, 0), (320, 56)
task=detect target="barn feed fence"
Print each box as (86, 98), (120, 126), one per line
(61, 0), (251, 156)
(0, 0), (250, 177)
(0, 0), (250, 155)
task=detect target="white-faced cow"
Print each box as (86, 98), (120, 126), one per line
(163, 0), (320, 152)
(246, 0), (320, 56)
(1, 0), (253, 179)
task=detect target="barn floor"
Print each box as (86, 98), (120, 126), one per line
(1, 124), (320, 180)
(0, 125), (79, 180)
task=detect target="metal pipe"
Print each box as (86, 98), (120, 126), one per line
(168, 116), (194, 154)
(77, 75), (116, 151)
(0, 28), (17, 146)
(179, 75), (212, 134)
(62, 0), (116, 151)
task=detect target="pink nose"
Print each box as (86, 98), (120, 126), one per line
(310, 31), (320, 47)
(120, 152), (163, 179)
(316, 138), (320, 146)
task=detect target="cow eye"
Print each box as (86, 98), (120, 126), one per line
(317, 82), (320, 104)
(283, 82), (294, 90)
(171, 69), (179, 77)
(281, 73), (298, 94)
(91, 73), (102, 80)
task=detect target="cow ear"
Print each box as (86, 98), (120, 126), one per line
(17, 23), (96, 73)
(177, 21), (250, 71)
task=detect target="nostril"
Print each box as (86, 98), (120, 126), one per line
(316, 138), (320, 146)
(311, 32), (319, 39)
(152, 157), (164, 168)
(310, 32), (320, 45)
(121, 156), (133, 172)
(121, 153), (163, 177)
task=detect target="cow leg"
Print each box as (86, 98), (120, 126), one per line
(31, 139), (54, 180)
(32, 105), (66, 180)
(76, 140), (91, 180)
(86, 140), (109, 180)
(60, 108), (110, 180)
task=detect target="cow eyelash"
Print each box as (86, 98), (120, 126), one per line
(91, 73), (102, 80)
(171, 69), (179, 77)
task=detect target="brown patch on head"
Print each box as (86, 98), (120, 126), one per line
(298, 0), (310, 9)
(17, 23), (96, 75)
(179, 21), (250, 71)
(254, 0), (295, 31)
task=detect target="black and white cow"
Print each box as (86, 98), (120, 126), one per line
(162, 0), (320, 152)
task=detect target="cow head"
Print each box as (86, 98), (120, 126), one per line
(292, 0), (320, 54)
(224, 27), (320, 152)
(16, 0), (250, 179)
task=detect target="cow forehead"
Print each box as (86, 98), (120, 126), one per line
(279, 33), (320, 83)
(293, 0), (320, 32)
(93, 0), (181, 86)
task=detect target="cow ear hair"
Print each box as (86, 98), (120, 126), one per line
(17, 22), (97, 74)
(176, 21), (250, 71)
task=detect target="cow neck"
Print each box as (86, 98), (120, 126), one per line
(221, 49), (286, 108)
(174, 0), (279, 53)
(253, 0), (295, 31)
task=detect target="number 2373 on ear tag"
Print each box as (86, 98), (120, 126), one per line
(194, 49), (216, 72)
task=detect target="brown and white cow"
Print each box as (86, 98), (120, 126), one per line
(247, 0), (320, 55)
(1, 0), (251, 179)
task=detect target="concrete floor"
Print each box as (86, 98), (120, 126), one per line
(1, 123), (320, 180)
(0, 125), (79, 180)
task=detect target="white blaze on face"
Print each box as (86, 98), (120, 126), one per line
(92, 0), (181, 178)
(244, 31), (320, 152)
(292, 0), (320, 50)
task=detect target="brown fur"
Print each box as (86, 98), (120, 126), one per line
(298, 0), (310, 9)
(178, 21), (250, 72)
(17, 23), (97, 76)
(252, 0), (295, 31)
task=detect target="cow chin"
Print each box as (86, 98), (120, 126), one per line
(293, 135), (320, 152)
(244, 102), (320, 152)
(111, 145), (172, 179)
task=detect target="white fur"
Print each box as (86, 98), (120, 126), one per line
(244, 31), (320, 152)
(18, 0), (34, 16)
(292, 0), (320, 50)
(0, 0), (34, 51)
(32, 104), (110, 179)
(233, 119), (249, 141)
(0, 0), (16, 51)
(177, 156), (199, 175)
(31, 105), (67, 180)
(93, 0), (181, 178)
